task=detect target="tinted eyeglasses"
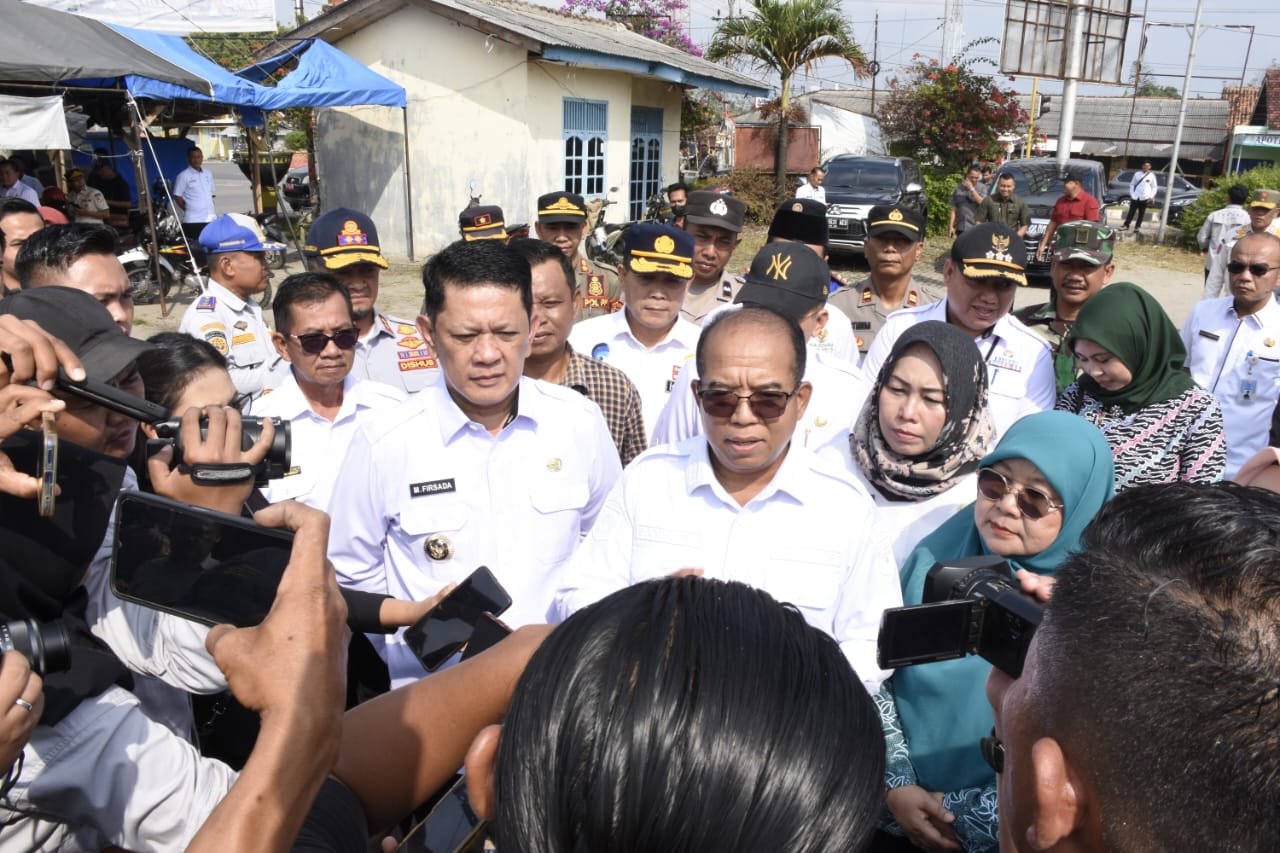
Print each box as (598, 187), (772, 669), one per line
(288, 328), (359, 354)
(976, 467), (1064, 520)
(980, 727), (1004, 773)
(1226, 262), (1280, 277)
(694, 383), (799, 419)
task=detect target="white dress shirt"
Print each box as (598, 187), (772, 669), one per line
(650, 334), (868, 453)
(353, 309), (440, 395)
(569, 309), (702, 441)
(1, 181), (38, 205)
(1181, 295), (1280, 478)
(860, 298), (1055, 440)
(171, 165), (215, 224)
(327, 376), (621, 686)
(177, 280), (288, 406)
(1129, 170), (1157, 203)
(796, 182), (827, 205)
(552, 437), (902, 694)
(255, 372), (405, 511)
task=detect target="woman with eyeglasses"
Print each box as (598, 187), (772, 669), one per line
(876, 411), (1114, 853)
(823, 320), (995, 565)
(1055, 281), (1226, 490)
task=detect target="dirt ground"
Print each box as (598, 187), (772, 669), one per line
(131, 224), (1208, 339)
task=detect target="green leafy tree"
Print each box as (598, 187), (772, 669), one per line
(705, 0), (867, 196)
(879, 41), (1026, 175)
(1128, 61), (1180, 98)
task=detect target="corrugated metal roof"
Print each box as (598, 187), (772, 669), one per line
(274, 0), (767, 95)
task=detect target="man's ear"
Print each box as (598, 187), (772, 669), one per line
(271, 332), (290, 362)
(463, 724), (502, 821)
(1025, 736), (1088, 850)
(416, 314), (435, 353)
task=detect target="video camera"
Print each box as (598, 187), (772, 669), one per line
(55, 369), (290, 486)
(0, 618), (71, 676)
(877, 556), (1042, 678)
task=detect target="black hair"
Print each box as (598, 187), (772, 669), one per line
(0, 199), (40, 250)
(1229, 183), (1250, 205)
(270, 271), (353, 335)
(506, 237), (575, 296)
(14, 224), (119, 289)
(420, 239), (532, 322)
(494, 576), (884, 853)
(996, 172), (1016, 183)
(136, 332), (229, 414)
(696, 306), (806, 386)
(666, 181), (689, 194)
(1038, 482), (1280, 851)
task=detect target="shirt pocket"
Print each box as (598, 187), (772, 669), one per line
(765, 545), (844, 616)
(631, 525), (701, 581)
(398, 498), (469, 564)
(530, 480), (590, 566)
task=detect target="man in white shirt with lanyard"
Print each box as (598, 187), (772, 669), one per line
(1120, 161), (1158, 233)
(1182, 232), (1280, 478)
(861, 222), (1055, 439)
(256, 272), (404, 510)
(555, 305), (899, 695)
(327, 239), (620, 686)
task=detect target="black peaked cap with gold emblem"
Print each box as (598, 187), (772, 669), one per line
(866, 203), (925, 242)
(950, 222), (1027, 287)
(623, 223), (693, 278)
(304, 208), (389, 270)
(537, 192), (588, 224)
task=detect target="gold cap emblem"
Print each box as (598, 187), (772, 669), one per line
(765, 251), (792, 281)
(654, 235), (675, 254)
(888, 209), (904, 221)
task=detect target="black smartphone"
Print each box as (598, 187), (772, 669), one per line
(394, 777), (488, 853)
(876, 600), (976, 670)
(38, 411), (57, 518)
(402, 567), (512, 672)
(55, 368), (168, 423)
(111, 491), (294, 627)
(458, 612), (511, 662)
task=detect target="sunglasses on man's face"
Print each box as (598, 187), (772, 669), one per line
(288, 328), (359, 355)
(1226, 262), (1280, 278)
(694, 383), (798, 419)
(976, 467), (1063, 520)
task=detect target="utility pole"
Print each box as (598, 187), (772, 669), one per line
(871, 12), (880, 112)
(1026, 77), (1040, 157)
(1157, 0), (1205, 243)
(941, 0), (963, 63)
(1055, 0), (1088, 169)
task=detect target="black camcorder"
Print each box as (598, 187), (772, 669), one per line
(55, 369), (290, 486)
(0, 618), (71, 676)
(877, 556), (1042, 678)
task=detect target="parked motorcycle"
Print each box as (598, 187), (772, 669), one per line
(585, 186), (672, 267)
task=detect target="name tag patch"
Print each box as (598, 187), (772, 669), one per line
(410, 478), (456, 497)
(1197, 329), (1221, 341)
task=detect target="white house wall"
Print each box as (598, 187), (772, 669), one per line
(316, 5), (684, 259)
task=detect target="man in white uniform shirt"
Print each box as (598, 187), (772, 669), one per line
(555, 306), (900, 695)
(796, 166), (827, 205)
(178, 214), (289, 408)
(171, 147), (216, 243)
(651, 243), (866, 452)
(569, 223), (700, 439)
(256, 272), (404, 509)
(861, 222), (1055, 439)
(327, 239), (621, 686)
(1182, 232), (1280, 478)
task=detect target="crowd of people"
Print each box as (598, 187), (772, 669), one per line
(0, 155), (1277, 853)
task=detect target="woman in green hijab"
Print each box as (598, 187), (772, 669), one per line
(878, 411), (1114, 853)
(1055, 282), (1226, 490)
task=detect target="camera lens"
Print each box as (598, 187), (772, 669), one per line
(0, 618), (72, 676)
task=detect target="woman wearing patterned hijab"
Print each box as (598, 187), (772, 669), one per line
(1056, 282), (1226, 490)
(822, 321), (995, 563)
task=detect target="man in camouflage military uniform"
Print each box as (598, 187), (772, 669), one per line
(828, 204), (941, 357)
(535, 191), (621, 320)
(679, 189), (745, 325)
(304, 208), (437, 394)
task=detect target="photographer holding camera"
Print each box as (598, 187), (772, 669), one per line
(876, 412), (1114, 852)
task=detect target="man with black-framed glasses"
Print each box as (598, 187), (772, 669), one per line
(554, 305), (901, 696)
(255, 272), (404, 510)
(1181, 231), (1280, 478)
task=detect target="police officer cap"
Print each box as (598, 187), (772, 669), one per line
(537, 192), (587, 224)
(866, 204), (925, 243)
(767, 198), (828, 248)
(304, 208), (389, 270)
(735, 243), (829, 322)
(459, 205), (507, 241)
(950, 222), (1027, 287)
(623, 223), (693, 278)
(683, 190), (746, 233)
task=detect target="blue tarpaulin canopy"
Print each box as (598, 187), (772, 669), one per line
(105, 24), (269, 112)
(238, 40), (406, 110)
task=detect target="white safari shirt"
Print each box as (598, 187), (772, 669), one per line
(326, 377), (621, 686)
(569, 309), (702, 441)
(553, 437), (902, 694)
(353, 310), (440, 395)
(861, 298), (1055, 440)
(177, 280), (288, 406)
(1181, 295), (1280, 478)
(255, 372), (405, 511)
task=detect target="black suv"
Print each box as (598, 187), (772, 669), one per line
(821, 156), (927, 255)
(996, 158), (1108, 278)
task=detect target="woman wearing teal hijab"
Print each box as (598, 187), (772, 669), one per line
(879, 411), (1115, 853)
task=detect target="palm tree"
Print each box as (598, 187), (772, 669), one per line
(706, 0), (867, 196)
